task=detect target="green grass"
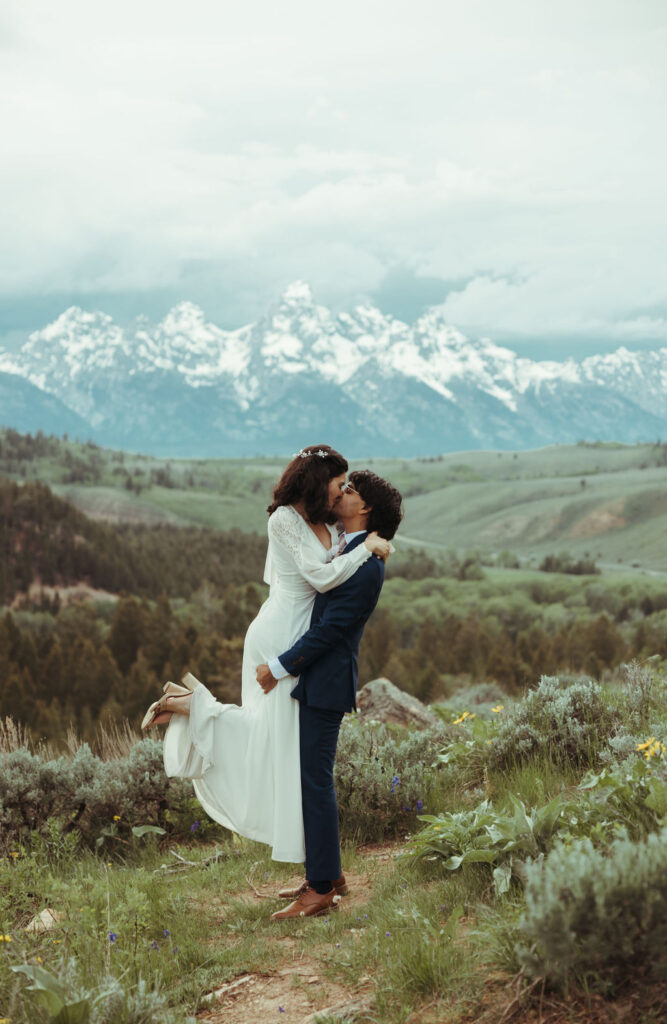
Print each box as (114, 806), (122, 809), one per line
(0, 835), (294, 1022)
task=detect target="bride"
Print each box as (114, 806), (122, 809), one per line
(142, 444), (390, 863)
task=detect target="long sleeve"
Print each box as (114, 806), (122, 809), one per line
(267, 506), (371, 593)
(278, 558), (384, 675)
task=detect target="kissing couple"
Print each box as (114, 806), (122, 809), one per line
(142, 444), (403, 920)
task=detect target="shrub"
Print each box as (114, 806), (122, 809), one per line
(444, 681), (507, 708)
(487, 675), (618, 771)
(0, 740), (194, 851)
(539, 552), (599, 575)
(517, 828), (667, 992)
(620, 660), (664, 729)
(334, 718), (447, 843)
(0, 723), (449, 850)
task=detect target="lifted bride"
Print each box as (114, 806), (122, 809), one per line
(141, 444), (389, 862)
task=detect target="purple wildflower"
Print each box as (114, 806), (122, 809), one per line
(190, 821), (200, 832)
(108, 931), (118, 943)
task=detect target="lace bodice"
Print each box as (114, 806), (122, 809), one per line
(263, 504), (370, 595)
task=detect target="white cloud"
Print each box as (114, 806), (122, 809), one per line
(1, 0), (666, 348)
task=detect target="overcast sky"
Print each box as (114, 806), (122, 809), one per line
(1, 0), (665, 357)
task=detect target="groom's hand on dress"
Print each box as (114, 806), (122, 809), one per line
(256, 663), (278, 694)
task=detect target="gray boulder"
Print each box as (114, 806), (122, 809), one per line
(356, 677), (438, 729)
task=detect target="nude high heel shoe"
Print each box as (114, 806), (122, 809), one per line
(162, 672), (201, 697)
(141, 680), (195, 730)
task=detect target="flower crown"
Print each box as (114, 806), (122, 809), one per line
(292, 448), (329, 459)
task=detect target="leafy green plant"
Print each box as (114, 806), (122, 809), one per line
(407, 745), (667, 899)
(407, 794), (563, 896)
(571, 756), (667, 841)
(435, 713), (493, 788)
(11, 963), (90, 1024)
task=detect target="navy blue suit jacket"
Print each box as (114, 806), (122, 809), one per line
(278, 533), (385, 713)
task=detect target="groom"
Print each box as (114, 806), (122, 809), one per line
(256, 470), (403, 920)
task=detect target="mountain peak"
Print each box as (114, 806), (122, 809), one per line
(159, 301), (208, 335)
(36, 306), (115, 342)
(280, 281), (314, 305)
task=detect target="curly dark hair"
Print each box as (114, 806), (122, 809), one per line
(267, 444), (348, 523)
(348, 470), (404, 540)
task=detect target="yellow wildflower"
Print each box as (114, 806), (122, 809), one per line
(452, 711), (470, 725)
(10, 852), (19, 858)
(0, 935), (12, 942)
(636, 737), (655, 751)
(36, 957), (42, 963)
(113, 815), (121, 822)
(491, 705), (504, 713)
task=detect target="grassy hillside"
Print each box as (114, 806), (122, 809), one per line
(2, 430), (666, 569)
(402, 466), (667, 571)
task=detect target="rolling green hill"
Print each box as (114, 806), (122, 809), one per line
(2, 431), (666, 570)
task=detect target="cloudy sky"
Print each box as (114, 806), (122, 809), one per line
(1, 0), (665, 357)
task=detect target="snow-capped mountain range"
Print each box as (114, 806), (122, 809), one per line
(1, 281), (665, 456)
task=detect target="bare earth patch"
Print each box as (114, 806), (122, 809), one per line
(197, 958), (369, 1024)
(566, 500), (626, 539)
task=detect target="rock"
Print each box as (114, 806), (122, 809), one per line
(25, 908), (63, 932)
(356, 678), (438, 729)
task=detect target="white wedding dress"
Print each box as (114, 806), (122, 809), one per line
(162, 504), (372, 863)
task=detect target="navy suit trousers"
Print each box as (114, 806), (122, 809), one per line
(299, 703), (344, 882)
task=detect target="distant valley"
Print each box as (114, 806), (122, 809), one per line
(2, 431), (666, 572)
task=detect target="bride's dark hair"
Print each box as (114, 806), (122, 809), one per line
(267, 444), (348, 524)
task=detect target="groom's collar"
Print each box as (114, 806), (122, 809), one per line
(343, 530), (368, 553)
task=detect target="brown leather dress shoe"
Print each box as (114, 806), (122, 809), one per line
(271, 886), (340, 920)
(278, 874), (348, 900)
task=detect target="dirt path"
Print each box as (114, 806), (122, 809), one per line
(196, 957), (368, 1024)
(195, 851), (399, 1024)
